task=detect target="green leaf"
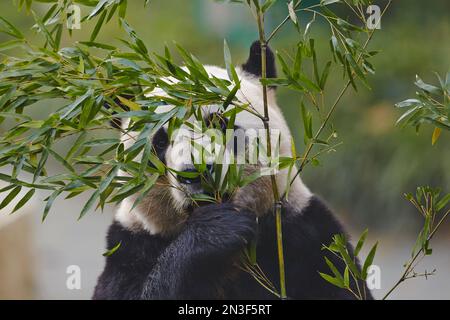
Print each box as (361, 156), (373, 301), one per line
(117, 95), (141, 111)
(310, 39), (320, 87)
(0, 86), (17, 110)
(42, 190), (62, 222)
(223, 83), (239, 110)
(83, 138), (120, 147)
(0, 186), (22, 210)
(324, 256), (344, 282)
(78, 189), (100, 220)
(321, 0), (341, 5)
(119, 0), (128, 19)
(287, 1), (297, 25)
(48, 148), (75, 173)
(140, 137), (153, 178)
(301, 102), (313, 139)
(78, 166), (119, 220)
(362, 242), (378, 279)
(415, 75), (442, 95)
(343, 266), (350, 288)
(87, 0), (109, 20)
(108, 181), (144, 203)
(436, 193), (450, 211)
(0, 17), (25, 39)
(319, 272), (345, 288)
(131, 174), (159, 211)
(66, 131), (87, 160)
(33, 147), (49, 182)
(99, 166), (120, 194)
(11, 189), (35, 214)
(32, 11), (57, 50)
(90, 9), (107, 42)
(223, 39), (240, 87)
(334, 235), (361, 278)
(354, 228), (368, 257)
(345, 53), (368, 88)
(320, 61), (332, 90)
(0, 39), (25, 51)
(103, 241), (122, 257)
(248, 238), (258, 265)
(395, 99), (422, 108)
(262, 0), (277, 12)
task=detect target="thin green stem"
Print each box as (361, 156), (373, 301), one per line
(266, 0), (301, 43)
(288, 0), (393, 188)
(255, 3), (287, 300)
(382, 208), (450, 300)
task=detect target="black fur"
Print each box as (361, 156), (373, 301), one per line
(104, 95), (132, 129)
(242, 41), (277, 79)
(152, 127), (169, 164)
(93, 196), (372, 300)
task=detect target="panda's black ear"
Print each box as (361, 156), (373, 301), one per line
(104, 95), (131, 129)
(242, 40), (277, 79)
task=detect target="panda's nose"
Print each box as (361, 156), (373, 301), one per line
(177, 165), (213, 185)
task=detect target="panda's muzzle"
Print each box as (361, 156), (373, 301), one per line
(176, 165), (213, 186)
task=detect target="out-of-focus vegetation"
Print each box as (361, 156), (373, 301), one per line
(0, 0), (448, 233)
(272, 0), (450, 232)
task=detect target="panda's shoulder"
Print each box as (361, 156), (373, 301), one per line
(105, 221), (133, 248)
(283, 195), (348, 243)
(105, 221), (167, 261)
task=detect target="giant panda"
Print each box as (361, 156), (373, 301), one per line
(93, 41), (372, 300)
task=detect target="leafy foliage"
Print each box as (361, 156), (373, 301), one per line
(3, 0), (267, 215)
(405, 186), (450, 258)
(321, 184), (450, 300)
(0, 0), (382, 222)
(322, 70), (450, 299)
(381, 186), (449, 299)
(395, 72), (450, 145)
(320, 230), (377, 300)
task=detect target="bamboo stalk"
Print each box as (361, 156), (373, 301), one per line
(255, 5), (287, 300)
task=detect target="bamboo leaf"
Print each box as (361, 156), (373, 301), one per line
(0, 186), (22, 210)
(362, 242), (378, 279)
(117, 95), (141, 111)
(42, 189), (62, 222)
(354, 228), (368, 257)
(287, 1), (297, 25)
(431, 127), (441, 146)
(11, 188), (35, 214)
(90, 10), (107, 42)
(103, 241), (122, 257)
(319, 272), (345, 288)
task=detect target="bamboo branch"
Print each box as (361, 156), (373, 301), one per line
(255, 3), (287, 299)
(288, 0), (393, 189)
(266, 0), (303, 43)
(382, 208), (450, 300)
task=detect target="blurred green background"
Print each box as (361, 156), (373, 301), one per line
(0, 0), (449, 300)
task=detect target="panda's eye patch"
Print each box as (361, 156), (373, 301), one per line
(152, 128), (169, 152)
(206, 113), (228, 132)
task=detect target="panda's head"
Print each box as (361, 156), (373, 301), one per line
(115, 42), (312, 236)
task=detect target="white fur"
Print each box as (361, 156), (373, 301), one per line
(116, 198), (161, 234)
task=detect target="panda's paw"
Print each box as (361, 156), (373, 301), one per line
(187, 203), (257, 250)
